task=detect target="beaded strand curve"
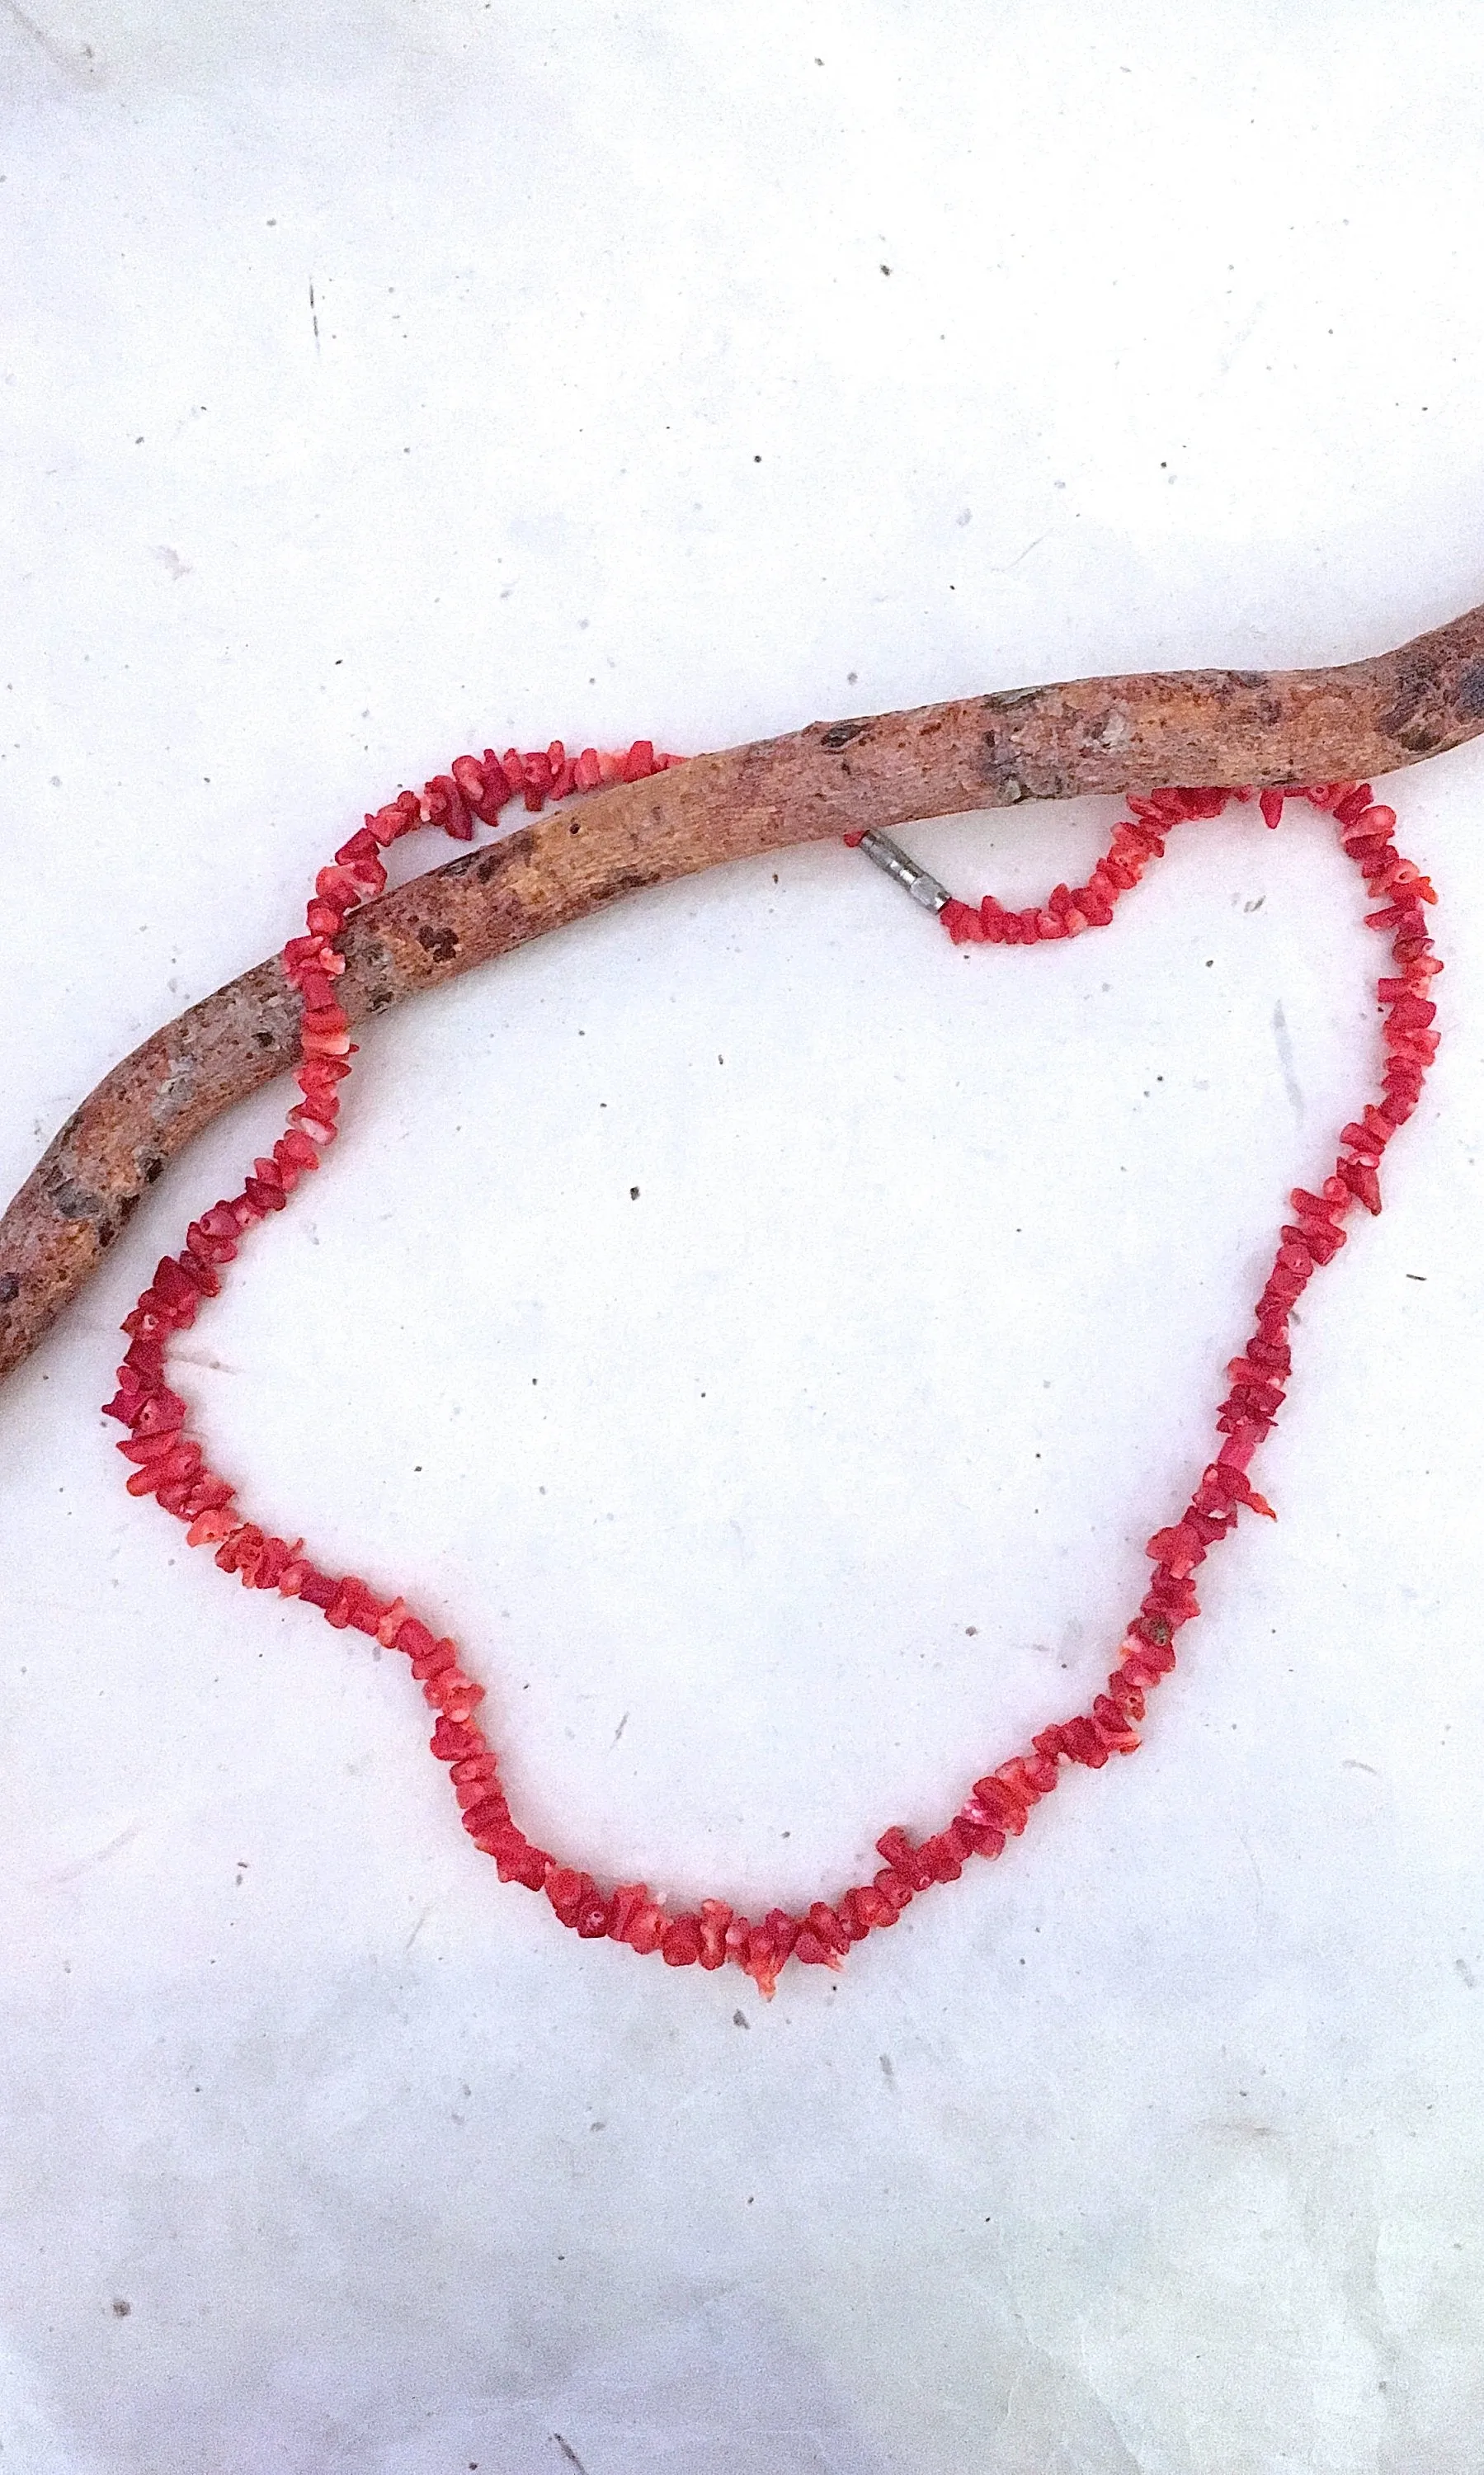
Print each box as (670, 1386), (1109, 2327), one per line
(103, 752), (1441, 1998)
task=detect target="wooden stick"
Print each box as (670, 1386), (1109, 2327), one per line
(5, 600), (1484, 1384)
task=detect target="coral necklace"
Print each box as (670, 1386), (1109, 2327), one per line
(104, 742), (1441, 1998)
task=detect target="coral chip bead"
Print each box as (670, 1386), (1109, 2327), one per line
(697, 1900), (733, 1968)
(624, 1902), (668, 1957)
(661, 1916), (703, 1966)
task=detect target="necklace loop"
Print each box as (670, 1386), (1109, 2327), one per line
(103, 752), (1441, 1997)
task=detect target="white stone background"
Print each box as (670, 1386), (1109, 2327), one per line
(2, 4), (1483, 2469)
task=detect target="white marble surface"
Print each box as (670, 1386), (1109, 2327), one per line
(4, 5), (1484, 2469)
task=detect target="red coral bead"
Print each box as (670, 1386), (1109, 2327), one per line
(741, 1928), (783, 2000)
(431, 1716), (481, 1762)
(605, 1883), (650, 1944)
(940, 898), (985, 945)
(186, 1507), (239, 1547)
(806, 1901), (851, 1956)
(697, 1900), (733, 1968)
(545, 1865), (588, 1926)
(875, 1828), (934, 1891)
(970, 1776), (1027, 1833)
(451, 755), (497, 820)
(919, 1833), (964, 1883)
(409, 1638), (457, 1678)
(621, 1898), (668, 1956)
(850, 1883), (897, 1929)
(424, 1668), (484, 1716)
(1338, 1157), (1383, 1215)
(130, 1389), (187, 1436)
(661, 1916), (703, 1966)
(450, 1753), (498, 1788)
(323, 1579), (363, 1629)
(1106, 1670), (1146, 1722)
(494, 1834), (549, 1890)
(956, 1817), (1006, 1860)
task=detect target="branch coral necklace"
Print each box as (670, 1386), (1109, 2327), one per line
(104, 742), (1441, 1998)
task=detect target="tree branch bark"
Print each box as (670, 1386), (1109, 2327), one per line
(5, 599), (1484, 1384)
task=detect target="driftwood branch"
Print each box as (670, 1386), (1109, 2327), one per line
(5, 600), (1484, 1385)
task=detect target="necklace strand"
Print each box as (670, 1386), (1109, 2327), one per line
(103, 746), (1441, 1997)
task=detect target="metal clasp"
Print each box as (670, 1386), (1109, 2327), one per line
(854, 829), (950, 914)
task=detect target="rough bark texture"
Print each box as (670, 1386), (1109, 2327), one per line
(5, 599), (1484, 1384)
